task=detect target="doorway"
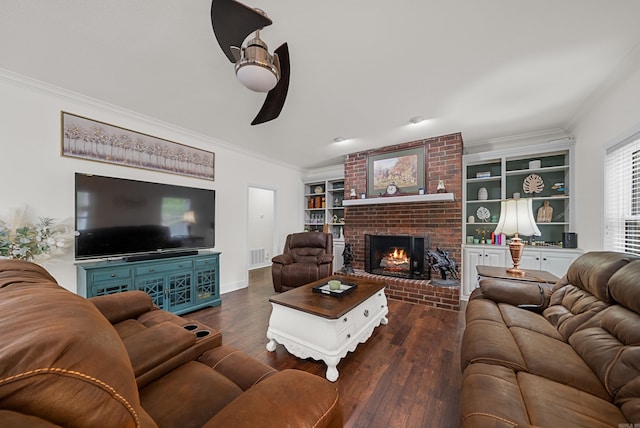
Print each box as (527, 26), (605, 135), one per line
(247, 187), (276, 282)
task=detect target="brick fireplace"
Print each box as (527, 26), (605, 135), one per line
(343, 133), (463, 310)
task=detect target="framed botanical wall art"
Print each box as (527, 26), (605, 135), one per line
(367, 147), (425, 196)
(61, 111), (215, 181)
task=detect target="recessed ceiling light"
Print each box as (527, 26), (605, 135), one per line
(409, 116), (425, 125)
(333, 137), (346, 143)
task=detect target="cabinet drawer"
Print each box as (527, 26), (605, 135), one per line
(135, 260), (193, 275)
(353, 292), (387, 332)
(92, 268), (131, 283)
(195, 257), (217, 269)
(336, 315), (355, 335)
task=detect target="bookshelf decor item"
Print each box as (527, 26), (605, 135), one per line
(523, 174), (544, 194)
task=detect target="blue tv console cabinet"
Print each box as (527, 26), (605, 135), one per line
(76, 251), (221, 315)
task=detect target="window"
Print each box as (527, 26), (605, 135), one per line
(162, 197), (191, 237)
(605, 133), (640, 254)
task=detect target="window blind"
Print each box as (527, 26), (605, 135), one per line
(605, 134), (640, 254)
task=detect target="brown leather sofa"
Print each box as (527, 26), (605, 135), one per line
(0, 259), (343, 427)
(271, 231), (334, 292)
(460, 251), (640, 427)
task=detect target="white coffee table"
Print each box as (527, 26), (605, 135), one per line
(266, 275), (388, 382)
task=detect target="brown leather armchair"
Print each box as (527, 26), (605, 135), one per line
(271, 232), (334, 292)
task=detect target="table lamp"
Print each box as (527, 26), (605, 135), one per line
(183, 210), (196, 235)
(493, 198), (541, 275)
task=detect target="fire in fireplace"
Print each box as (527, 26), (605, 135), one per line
(365, 235), (428, 279)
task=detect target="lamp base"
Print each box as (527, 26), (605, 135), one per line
(507, 236), (525, 276)
(506, 266), (526, 277)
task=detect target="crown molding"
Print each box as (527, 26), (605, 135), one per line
(0, 68), (304, 173)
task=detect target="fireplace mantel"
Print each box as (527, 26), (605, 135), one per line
(342, 193), (454, 206)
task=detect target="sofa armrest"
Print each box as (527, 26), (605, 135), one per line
(477, 278), (551, 310)
(203, 369), (343, 428)
(89, 290), (156, 324)
(122, 321), (195, 379)
(271, 254), (293, 265)
(319, 254), (334, 264)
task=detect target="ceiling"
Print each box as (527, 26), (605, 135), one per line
(2, 1), (640, 170)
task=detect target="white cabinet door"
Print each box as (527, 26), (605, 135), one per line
(519, 250), (542, 271)
(483, 248), (506, 267)
(462, 247), (484, 299)
(462, 246), (507, 300)
(519, 248), (582, 278)
(540, 250), (581, 278)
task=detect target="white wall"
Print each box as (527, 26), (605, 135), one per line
(0, 71), (304, 294)
(570, 45), (640, 251)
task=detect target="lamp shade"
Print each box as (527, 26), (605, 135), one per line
(183, 210), (196, 224)
(494, 198), (541, 237)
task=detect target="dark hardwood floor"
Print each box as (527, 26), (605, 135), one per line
(187, 267), (466, 428)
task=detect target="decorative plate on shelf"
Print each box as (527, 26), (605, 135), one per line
(523, 174), (544, 194)
(314, 186), (324, 194)
(476, 206), (490, 222)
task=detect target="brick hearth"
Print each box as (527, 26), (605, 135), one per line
(343, 133), (463, 310)
(344, 270), (460, 311)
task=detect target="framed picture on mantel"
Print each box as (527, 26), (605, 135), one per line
(367, 147), (425, 196)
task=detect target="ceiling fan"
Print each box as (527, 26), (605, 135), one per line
(210, 0), (290, 125)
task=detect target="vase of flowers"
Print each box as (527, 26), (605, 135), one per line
(0, 209), (72, 262)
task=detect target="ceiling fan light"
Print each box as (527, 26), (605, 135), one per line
(235, 35), (279, 92)
(236, 63), (278, 92)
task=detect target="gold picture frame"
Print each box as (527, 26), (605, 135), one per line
(367, 147), (425, 196)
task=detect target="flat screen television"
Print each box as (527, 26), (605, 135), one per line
(75, 173), (215, 260)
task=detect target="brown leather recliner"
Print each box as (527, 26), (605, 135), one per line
(271, 232), (334, 292)
(0, 259), (343, 428)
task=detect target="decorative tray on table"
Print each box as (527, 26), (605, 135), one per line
(312, 281), (358, 297)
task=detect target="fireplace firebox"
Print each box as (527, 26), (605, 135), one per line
(365, 235), (428, 279)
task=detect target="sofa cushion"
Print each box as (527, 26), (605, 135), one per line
(609, 259), (640, 313)
(518, 372), (627, 428)
(561, 251), (637, 303)
(0, 261), (154, 428)
(461, 318), (527, 372)
(570, 305), (640, 420)
(499, 304), (564, 341)
(139, 361), (243, 428)
(544, 284), (610, 340)
(511, 327), (610, 400)
(203, 369), (343, 428)
(460, 363), (530, 427)
(198, 346), (277, 391)
(461, 363), (627, 428)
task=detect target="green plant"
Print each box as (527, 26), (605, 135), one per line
(0, 217), (69, 261)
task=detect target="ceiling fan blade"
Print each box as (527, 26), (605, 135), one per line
(252, 42), (290, 125)
(211, 0), (272, 63)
